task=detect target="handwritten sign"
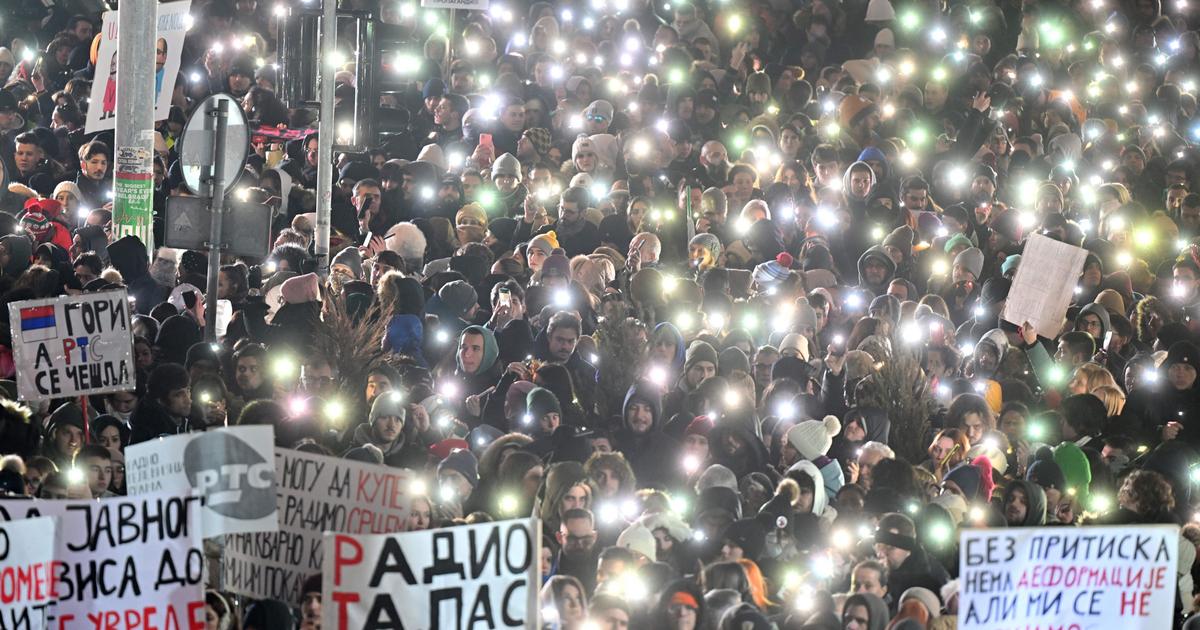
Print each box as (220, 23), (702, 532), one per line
(1001, 233), (1088, 340)
(85, 1), (192, 133)
(8, 290), (134, 401)
(126, 426), (278, 537)
(222, 448), (412, 605)
(0, 517), (58, 629)
(959, 525), (1178, 630)
(323, 519), (540, 630)
(0, 492), (205, 629)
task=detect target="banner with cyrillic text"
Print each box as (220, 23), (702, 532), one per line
(126, 425), (278, 537)
(322, 518), (540, 630)
(8, 290), (135, 401)
(222, 448), (412, 605)
(0, 517), (57, 629)
(0, 492), (205, 629)
(959, 525), (1179, 630)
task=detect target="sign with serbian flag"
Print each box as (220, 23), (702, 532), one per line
(7, 290), (135, 401)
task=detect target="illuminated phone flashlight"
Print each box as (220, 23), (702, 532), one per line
(272, 355), (297, 380)
(439, 485), (456, 502)
(67, 467), (85, 484)
(598, 502), (619, 524)
(498, 494), (518, 514)
(831, 528), (852, 550)
(288, 396), (308, 415)
(324, 399), (346, 422)
(900, 322), (922, 344)
(844, 293), (863, 310)
(810, 553), (834, 578)
(647, 365), (668, 387)
(199, 391), (213, 404)
(409, 479), (427, 495)
(438, 381), (459, 398)
(927, 521), (951, 545)
(682, 454), (700, 473)
(708, 312), (727, 331)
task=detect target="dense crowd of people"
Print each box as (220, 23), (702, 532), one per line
(3, 0), (1200, 627)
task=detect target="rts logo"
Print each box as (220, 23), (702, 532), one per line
(183, 432), (276, 519)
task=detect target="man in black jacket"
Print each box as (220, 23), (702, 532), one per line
(130, 363), (196, 444)
(613, 381), (682, 489)
(536, 311), (598, 416)
(873, 512), (950, 614)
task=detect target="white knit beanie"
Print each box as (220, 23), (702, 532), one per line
(786, 416), (841, 461)
(616, 522), (656, 561)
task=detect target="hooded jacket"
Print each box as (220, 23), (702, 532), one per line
(653, 322), (686, 374)
(452, 325), (503, 403)
(614, 381), (682, 489)
(856, 245), (897, 297)
(786, 459), (832, 518)
(709, 412), (771, 479)
(1003, 479), (1048, 526)
(843, 593), (891, 630)
(384, 313), (427, 366)
(107, 236), (163, 314)
(1077, 303), (1112, 342)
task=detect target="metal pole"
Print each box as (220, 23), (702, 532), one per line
(444, 9), (455, 81)
(314, 0), (337, 279)
(113, 0), (157, 255)
(204, 100), (230, 341)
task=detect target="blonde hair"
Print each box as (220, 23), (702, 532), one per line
(1092, 384), (1126, 417)
(1097, 182), (1132, 206)
(1073, 362), (1118, 393)
(569, 255), (605, 296)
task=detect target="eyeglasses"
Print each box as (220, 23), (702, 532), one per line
(565, 533), (596, 545)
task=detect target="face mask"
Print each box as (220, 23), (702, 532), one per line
(106, 403), (133, 423)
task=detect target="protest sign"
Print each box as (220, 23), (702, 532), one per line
(0, 517), (58, 630)
(1001, 233), (1088, 340)
(959, 525), (1178, 630)
(322, 518), (540, 630)
(223, 448), (412, 605)
(7, 290), (135, 402)
(126, 426), (278, 537)
(0, 492), (205, 629)
(85, 1), (191, 133)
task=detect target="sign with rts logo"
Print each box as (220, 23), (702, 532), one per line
(126, 426), (278, 537)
